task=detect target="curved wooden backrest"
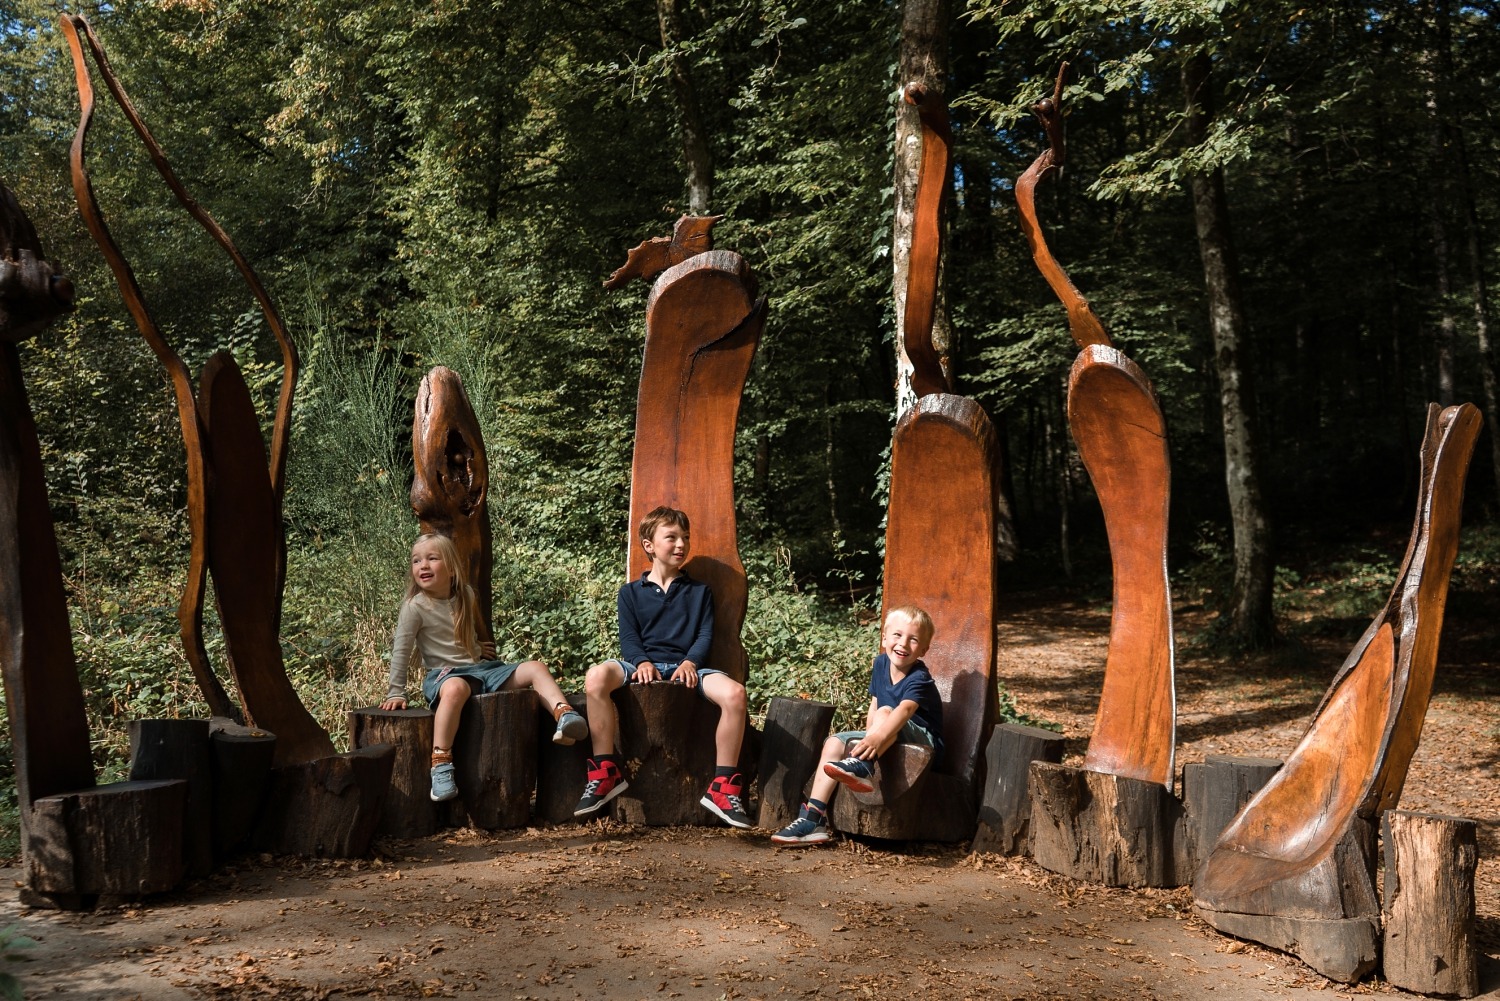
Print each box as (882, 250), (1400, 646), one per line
(626, 250), (765, 684)
(1070, 346), (1175, 786)
(411, 366), (493, 644)
(883, 393), (1000, 781)
(1196, 403), (1481, 912)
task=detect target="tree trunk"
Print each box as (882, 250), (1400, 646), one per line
(892, 0), (950, 415)
(657, 0), (712, 214)
(1182, 52), (1275, 648)
(1425, 74), (1457, 407)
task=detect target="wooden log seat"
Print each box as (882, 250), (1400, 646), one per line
(448, 690), (539, 830)
(829, 394), (999, 844)
(1028, 760), (1179, 888)
(253, 744), (396, 858)
(611, 682), (755, 827)
(1172, 755), (1280, 886)
(971, 722), (1066, 856)
(348, 706), (440, 838)
(535, 694), (592, 825)
(1194, 404), (1481, 984)
(755, 696), (835, 831)
(128, 718), (213, 878)
(1381, 810), (1480, 998)
(208, 717), (276, 859)
(24, 779), (186, 907)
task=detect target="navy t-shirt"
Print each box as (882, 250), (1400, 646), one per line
(617, 571), (715, 668)
(868, 653), (944, 755)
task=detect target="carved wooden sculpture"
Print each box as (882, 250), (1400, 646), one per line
(1194, 403), (1482, 982)
(1016, 66), (1175, 787)
(411, 365), (493, 644)
(0, 181), (189, 905)
(63, 14), (332, 765)
(831, 84), (999, 842)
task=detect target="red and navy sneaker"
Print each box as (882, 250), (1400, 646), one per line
(574, 757), (629, 817)
(700, 773), (753, 829)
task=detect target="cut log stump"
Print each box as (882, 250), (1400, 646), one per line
(972, 722), (1066, 855)
(128, 718), (213, 878)
(348, 707), (439, 838)
(1029, 760), (1179, 887)
(24, 779), (186, 907)
(829, 769), (975, 843)
(208, 718), (275, 860)
(755, 696), (834, 831)
(613, 682), (751, 827)
(1173, 755), (1281, 885)
(847, 744), (933, 808)
(254, 745), (395, 857)
(535, 694), (591, 825)
(449, 690), (538, 830)
(1382, 810), (1479, 998)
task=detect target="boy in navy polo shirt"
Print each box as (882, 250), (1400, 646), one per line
(574, 505), (751, 827)
(770, 605), (942, 845)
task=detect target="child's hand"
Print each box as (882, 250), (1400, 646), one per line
(849, 737), (880, 760)
(380, 696), (407, 711)
(634, 661), (660, 683)
(677, 661), (699, 688)
(480, 641), (497, 660)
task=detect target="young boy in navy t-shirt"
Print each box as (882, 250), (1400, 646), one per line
(573, 505), (752, 828)
(771, 605), (942, 845)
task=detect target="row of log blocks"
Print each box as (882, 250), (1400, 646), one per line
(23, 718), (393, 907)
(349, 683), (762, 835)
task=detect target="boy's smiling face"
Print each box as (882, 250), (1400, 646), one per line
(881, 611), (930, 670)
(642, 520), (691, 572)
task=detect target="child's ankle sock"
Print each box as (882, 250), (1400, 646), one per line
(595, 753), (623, 770)
(431, 746), (453, 767)
(805, 798), (828, 821)
(714, 765), (737, 779)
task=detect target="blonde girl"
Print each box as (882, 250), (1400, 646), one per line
(381, 533), (588, 801)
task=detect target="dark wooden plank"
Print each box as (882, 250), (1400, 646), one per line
(451, 691), (538, 830)
(254, 745), (396, 858)
(26, 780), (186, 903)
(128, 718), (213, 878)
(208, 717), (276, 859)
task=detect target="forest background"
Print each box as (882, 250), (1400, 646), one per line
(1, 0), (1499, 854)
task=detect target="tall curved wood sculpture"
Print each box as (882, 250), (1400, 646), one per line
(411, 365), (493, 645)
(1194, 403), (1482, 982)
(832, 83), (999, 842)
(1017, 66), (1175, 786)
(64, 14), (332, 765)
(624, 230), (765, 685)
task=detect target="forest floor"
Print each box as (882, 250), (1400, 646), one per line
(1, 592), (1497, 1000)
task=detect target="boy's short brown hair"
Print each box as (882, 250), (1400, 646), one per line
(639, 505), (690, 543)
(885, 605), (935, 645)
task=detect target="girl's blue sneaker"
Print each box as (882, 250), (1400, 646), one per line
(430, 761), (459, 801)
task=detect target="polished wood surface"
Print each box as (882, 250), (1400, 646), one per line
(411, 365), (493, 643)
(1194, 403), (1481, 972)
(900, 83), (951, 399)
(1070, 346), (1175, 786)
(605, 214), (721, 289)
(626, 249), (765, 684)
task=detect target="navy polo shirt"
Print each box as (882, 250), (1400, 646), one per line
(617, 570), (715, 669)
(868, 653), (944, 755)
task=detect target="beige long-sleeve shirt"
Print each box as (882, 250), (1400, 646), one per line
(386, 592), (475, 701)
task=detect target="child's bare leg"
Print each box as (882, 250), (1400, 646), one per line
(699, 674), (747, 767)
(505, 659), (569, 711)
(583, 660), (626, 756)
(808, 733), (848, 804)
(433, 676), (472, 753)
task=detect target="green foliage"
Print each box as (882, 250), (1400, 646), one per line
(0, 923), (35, 1001)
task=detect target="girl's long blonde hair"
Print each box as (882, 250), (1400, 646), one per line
(407, 533), (483, 660)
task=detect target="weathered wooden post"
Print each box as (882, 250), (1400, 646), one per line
(755, 696), (835, 831)
(971, 722), (1066, 856)
(1381, 810), (1479, 997)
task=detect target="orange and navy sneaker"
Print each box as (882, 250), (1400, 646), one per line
(574, 757), (629, 817)
(700, 772), (752, 829)
(823, 756), (875, 793)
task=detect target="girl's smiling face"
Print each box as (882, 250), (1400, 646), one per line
(410, 539), (454, 599)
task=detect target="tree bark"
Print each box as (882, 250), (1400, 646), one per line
(1182, 51), (1274, 647)
(892, 0), (950, 415)
(657, 0), (713, 214)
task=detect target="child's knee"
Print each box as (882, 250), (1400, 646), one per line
(584, 661), (620, 696)
(440, 677), (471, 701)
(518, 659), (549, 683)
(717, 680), (747, 714)
(822, 734), (847, 757)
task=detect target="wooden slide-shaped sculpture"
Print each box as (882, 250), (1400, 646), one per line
(64, 15), (391, 856)
(1194, 403), (1482, 982)
(0, 183), (190, 906)
(831, 83), (999, 842)
(599, 217), (766, 825)
(1016, 67), (1175, 787)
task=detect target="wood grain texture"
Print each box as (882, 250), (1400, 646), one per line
(1070, 346), (1175, 786)
(628, 250), (764, 684)
(411, 366), (493, 643)
(900, 82), (951, 399)
(1194, 403), (1481, 982)
(1381, 810), (1479, 998)
(1029, 761), (1179, 888)
(348, 708), (440, 839)
(971, 722), (1066, 856)
(755, 696), (835, 831)
(200, 352), (333, 765)
(26, 780), (186, 899)
(254, 745), (396, 859)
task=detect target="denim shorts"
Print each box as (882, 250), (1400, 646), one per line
(833, 718), (936, 749)
(606, 658), (724, 688)
(422, 659), (520, 707)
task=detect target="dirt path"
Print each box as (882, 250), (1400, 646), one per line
(2, 596), (1496, 1000)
